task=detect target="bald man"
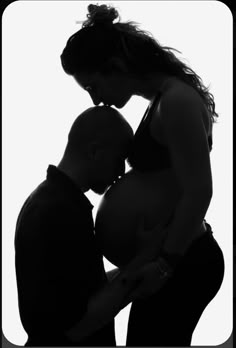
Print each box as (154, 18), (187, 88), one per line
(14, 106), (134, 346)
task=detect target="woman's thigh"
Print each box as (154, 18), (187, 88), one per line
(126, 232), (224, 346)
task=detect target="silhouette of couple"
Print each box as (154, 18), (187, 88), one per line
(15, 4), (225, 346)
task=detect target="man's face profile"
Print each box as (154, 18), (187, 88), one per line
(89, 145), (127, 195)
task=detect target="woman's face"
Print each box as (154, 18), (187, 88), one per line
(74, 71), (133, 108)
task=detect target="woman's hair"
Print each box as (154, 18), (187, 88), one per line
(61, 4), (218, 122)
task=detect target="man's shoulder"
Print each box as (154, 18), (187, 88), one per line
(19, 180), (56, 215)
(17, 179), (92, 234)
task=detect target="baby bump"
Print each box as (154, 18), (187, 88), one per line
(95, 169), (181, 268)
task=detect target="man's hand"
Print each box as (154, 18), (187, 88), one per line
(123, 261), (169, 303)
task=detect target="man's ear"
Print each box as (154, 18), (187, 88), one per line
(87, 142), (104, 161)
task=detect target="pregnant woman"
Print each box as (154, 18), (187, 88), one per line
(61, 4), (225, 346)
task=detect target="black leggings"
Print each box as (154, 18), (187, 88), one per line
(126, 222), (225, 346)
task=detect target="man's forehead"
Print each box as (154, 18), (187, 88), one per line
(74, 72), (92, 87)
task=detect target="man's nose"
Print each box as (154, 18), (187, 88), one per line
(117, 162), (125, 177)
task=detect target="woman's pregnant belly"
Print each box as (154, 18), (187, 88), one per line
(95, 169), (181, 268)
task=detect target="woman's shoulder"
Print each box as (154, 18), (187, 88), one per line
(159, 79), (209, 126)
(150, 78), (211, 140)
(150, 79), (200, 142)
(163, 79), (211, 134)
(162, 78), (202, 108)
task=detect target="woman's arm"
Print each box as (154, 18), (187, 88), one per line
(118, 91), (214, 302)
(151, 89), (213, 256)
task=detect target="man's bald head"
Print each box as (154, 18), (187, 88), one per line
(59, 107), (133, 194)
(66, 106), (133, 156)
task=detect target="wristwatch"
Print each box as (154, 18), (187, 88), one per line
(155, 256), (174, 280)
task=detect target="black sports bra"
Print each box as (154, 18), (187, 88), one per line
(127, 92), (213, 172)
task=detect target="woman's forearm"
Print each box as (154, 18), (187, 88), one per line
(128, 189), (212, 268)
(161, 188), (212, 255)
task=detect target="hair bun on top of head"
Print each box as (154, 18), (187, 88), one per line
(82, 4), (119, 28)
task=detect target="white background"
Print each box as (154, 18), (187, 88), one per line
(2, 1), (233, 346)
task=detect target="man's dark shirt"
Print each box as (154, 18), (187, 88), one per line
(15, 165), (116, 346)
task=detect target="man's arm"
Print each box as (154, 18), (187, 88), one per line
(65, 265), (138, 342)
(66, 220), (171, 343)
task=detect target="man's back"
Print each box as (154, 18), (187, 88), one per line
(15, 165), (115, 346)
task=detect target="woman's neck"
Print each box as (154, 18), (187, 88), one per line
(133, 73), (176, 101)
